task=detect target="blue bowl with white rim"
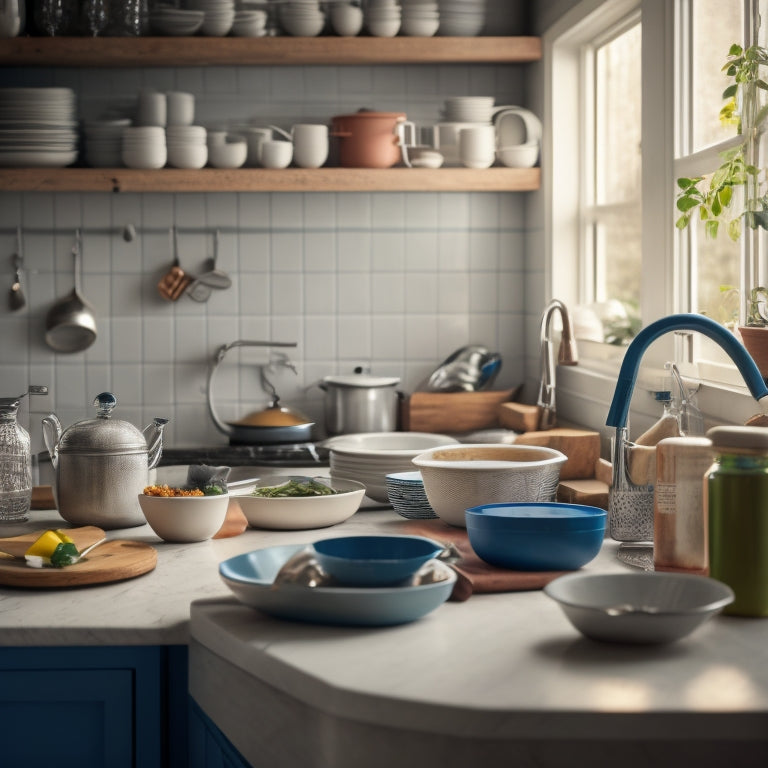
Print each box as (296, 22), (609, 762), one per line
(465, 502), (606, 571)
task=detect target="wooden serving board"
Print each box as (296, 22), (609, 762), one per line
(0, 526), (157, 588)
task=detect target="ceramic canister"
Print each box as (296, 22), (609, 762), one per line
(330, 111), (411, 168)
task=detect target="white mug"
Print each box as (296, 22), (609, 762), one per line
(260, 139), (293, 169)
(166, 91), (195, 126)
(291, 123), (329, 169)
(458, 125), (496, 169)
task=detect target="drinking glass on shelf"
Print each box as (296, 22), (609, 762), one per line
(80, 0), (109, 35)
(33, 0), (75, 35)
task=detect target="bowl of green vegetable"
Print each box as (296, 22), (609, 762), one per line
(235, 476), (366, 531)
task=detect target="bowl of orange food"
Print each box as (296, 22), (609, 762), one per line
(138, 485), (229, 542)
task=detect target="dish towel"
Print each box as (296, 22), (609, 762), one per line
(397, 518), (568, 602)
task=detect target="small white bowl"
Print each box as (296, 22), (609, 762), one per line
(208, 139), (248, 169)
(138, 492), (230, 543)
(496, 142), (539, 168)
(168, 144), (208, 169)
(400, 16), (439, 36)
(544, 572), (735, 644)
(331, 4), (363, 35)
(366, 17), (401, 36)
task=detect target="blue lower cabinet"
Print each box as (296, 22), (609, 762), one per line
(0, 645), (189, 768)
(189, 699), (252, 768)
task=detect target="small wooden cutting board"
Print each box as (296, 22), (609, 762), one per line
(0, 526), (157, 588)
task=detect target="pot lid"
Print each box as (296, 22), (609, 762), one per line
(59, 392), (148, 455)
(230, 402), (312, 428)
(323, 374), (400, 388)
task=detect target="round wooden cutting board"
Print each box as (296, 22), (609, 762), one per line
(0, 527), (157, 588)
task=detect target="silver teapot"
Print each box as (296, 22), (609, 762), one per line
(42, 392), (168, 529)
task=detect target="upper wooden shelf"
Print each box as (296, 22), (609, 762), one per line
(0, 35), (541, 67)
(0, 166), (540, 193)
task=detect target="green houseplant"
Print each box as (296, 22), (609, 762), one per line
(676, 43), (768, 376)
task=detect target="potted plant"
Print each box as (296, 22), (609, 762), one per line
(675, 43), (768, 376)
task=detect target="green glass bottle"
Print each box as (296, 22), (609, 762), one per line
(706, 426), (768, 617)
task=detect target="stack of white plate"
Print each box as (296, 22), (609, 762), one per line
(442, 96), (495, 123)
(400, 0), (439, 36)
(364, 0), (401, 36)
(122, 126), (167, 170)
(325, 432), (458, 504)
(385, 471), (438, 519)
(231, 8), (267, 35)
(279, 0), (326, 36)
(0, 87), (78, 168)
(84, 119), (131, 168)
(166, 125), (208, 169)
(438, 0), (485, 36)
(185, 0), (235, 36)
(149, 5), (205, 35)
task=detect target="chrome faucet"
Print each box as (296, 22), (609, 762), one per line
(536, 299), (579, 430)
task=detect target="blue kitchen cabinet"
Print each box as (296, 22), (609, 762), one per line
(0, 645), (189, 768)
(189, 700), (252, 768)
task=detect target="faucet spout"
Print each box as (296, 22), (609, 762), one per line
(536, 299), (579, 430)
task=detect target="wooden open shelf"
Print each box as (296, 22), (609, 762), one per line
(0, 166), (540, 193)
(0, 35), (541, 67)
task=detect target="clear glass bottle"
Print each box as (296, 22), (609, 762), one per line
(706, 425), (768, 617)
(0, 397), (32, 523)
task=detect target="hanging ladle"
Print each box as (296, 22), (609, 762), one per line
(8, 226), (25, 312)
(44, 229), (98, 353)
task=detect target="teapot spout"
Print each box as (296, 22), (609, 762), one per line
(144, 417), (169, 470)
(41, 413), (62, 469)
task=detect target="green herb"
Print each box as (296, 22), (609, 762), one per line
(251, 479), (338, 498)
(203, 484), (227, 496)
(49, 542), (81, 568)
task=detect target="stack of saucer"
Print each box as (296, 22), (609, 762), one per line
(279, 0), (326, 36)
(442, 96), (495, 123)
(185, 0), (235, 36)
(438, 0), (485, 36)
(0, 87), (78, 168)
(385, 471), (438, 520)
(84, 119), (131, 167)
(166, 125), (208, 169)
(122, 126), (167, 170)
(364, 0), (401, 36)
(400, 0), (439, 36)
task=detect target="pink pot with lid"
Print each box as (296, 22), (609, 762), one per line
(331, 110), (415, 168)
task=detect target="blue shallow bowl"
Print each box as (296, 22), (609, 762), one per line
(465, 502), (607, 571)
(312, 535), (445, 586)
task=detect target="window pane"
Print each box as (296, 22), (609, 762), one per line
(595, 24), (642, 205)
(691, 0), (743, 151)
(693, 223), (741, 326)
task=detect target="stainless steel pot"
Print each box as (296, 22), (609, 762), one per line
(320, 372), (401, 435)
(41, 392), (168, 529)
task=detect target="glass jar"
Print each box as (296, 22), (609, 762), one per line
(0, 397), (32, 523)
(706, 425), (768, 617)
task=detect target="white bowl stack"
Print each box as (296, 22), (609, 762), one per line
(364, 0), (401, 37)
(0, 87), (78, 168)
(279, 0), (326, 36)
(122, 126), (167, 170)
(400, 0), (439, 36)
(185, 0), (235, 36)
(84, 119), (131, 167)
(442, 95), (495, 123)
(166, 125), (208, 169)
(231, 8), (267, 36)
(438, 0), (485, 36)
(149, 5), (205, 35)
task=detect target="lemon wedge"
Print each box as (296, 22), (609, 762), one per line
(25, 529), (80, 568)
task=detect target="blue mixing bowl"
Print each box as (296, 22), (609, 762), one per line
(312, 535), (445, 586)
(465, 502), (606, 571)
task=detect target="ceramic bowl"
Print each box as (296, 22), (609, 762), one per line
(412, 443), (568, 527)
(544, 572), (735, 644)
(236, 476), (365, 530)
(465, 502), (606, 570)
(312, 534), (445, 586)
(207, 138), (247, 169)
(138, 492), (229, 542)
(496, 142), (539, 168)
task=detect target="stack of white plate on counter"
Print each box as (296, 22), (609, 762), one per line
(325, 432), (458, 504)
(438, 0), (485, 36)
(166, 125), (208, 169)
(122, 126), (167, 170)
(279, 0), (326, 36)
(363, 0), (401, 36)
(0, 87), (78, 168)
(185, 0), (235, 36)
(83, 118), (131, 167)
(149, 5), (205, 35)
(400, 0), (440, 36)
(385, 471), (438, 519)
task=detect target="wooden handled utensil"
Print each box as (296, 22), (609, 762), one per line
(158, 226), (191, 301)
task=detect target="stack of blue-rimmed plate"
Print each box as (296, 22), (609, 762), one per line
(0, 87), (78, 168)
(385, 471), (438, 520)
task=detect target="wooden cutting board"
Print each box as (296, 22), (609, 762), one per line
(0, 526), (157, 588)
